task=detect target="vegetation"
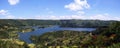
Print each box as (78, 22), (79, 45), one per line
(0, 19), (114, 27)
(30, 21), (120, 48)
(0, 19), (119, 48)
(30, 31), (91, 48)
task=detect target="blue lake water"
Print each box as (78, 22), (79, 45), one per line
(18, 26), (96, 43)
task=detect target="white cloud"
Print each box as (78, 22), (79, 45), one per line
(0, 9), (15, 19)
(63, 0), (120, 21)
(8, 0), (20, 5)
(34, 15), (89, 20)
(6, 15), (15, 19)
(65, 0), (90, 11)
(64, 0), (90, 15)
(34, 14), (120, 21)
(90, 14), (109, 20)
(89, 14), (120, 21)
(0, 10), (8, 15)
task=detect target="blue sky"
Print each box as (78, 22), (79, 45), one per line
(0, 0), (120, 20)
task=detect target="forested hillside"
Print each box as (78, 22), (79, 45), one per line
(0, 19), (119, 48)
(31, 21), (120, 48)
(0, 19), (115, 27)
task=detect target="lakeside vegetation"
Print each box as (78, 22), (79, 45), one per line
(30, 21), (120, 48)
(0, 19), (120, 48)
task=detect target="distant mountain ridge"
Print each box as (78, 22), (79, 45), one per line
(0, 19), (118, 28)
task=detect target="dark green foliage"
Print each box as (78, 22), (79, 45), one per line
(30, 21), (120, 48)
(0, 40), (29, 48)
(0, 31), (9, 38)
(31, 31), (90, 47)
(0, 19), (60, 26)
(0, 19), (120, 48)
(0, 19), (115, 27)
(59, 20), (113, 28)
(92, 21), (120, 47)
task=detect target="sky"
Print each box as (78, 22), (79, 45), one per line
(0, 0), (120, 20)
